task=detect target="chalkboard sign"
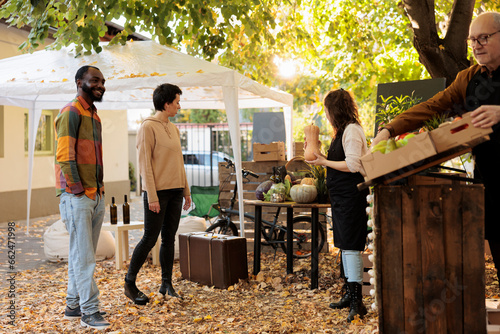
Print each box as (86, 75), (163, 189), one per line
(250, 112), (286, 161)
(374, 78), (446, 136)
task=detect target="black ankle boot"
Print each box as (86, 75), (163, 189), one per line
(159, 281), (181, 299)
(124, 278), (149, 305)
(329, 282), (351, 309)
(346, 282), (367, 322)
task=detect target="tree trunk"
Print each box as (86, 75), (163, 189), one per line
(402, 0), (475, 86)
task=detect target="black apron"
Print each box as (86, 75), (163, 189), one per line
(465, 68), (500, 242)
(326, 131), (369, 251)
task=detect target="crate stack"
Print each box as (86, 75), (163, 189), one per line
(253, 142), (286, 162)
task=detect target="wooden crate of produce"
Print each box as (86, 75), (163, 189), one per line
(374, 184), (485, 334)
(253, 142), (286, 161)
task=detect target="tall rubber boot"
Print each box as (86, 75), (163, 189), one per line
(346, 282), (367, 322)
(329, 278), (351, 309)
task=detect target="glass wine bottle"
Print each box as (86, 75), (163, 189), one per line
(123, 194), (130, 224)
(110, 196), (118, 225)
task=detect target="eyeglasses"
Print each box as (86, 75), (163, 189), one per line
(467, 30), (500, 47)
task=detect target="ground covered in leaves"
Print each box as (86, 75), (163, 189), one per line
(1, 250), (384, 333)
(1, 212), (499, 334)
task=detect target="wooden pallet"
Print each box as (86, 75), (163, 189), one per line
(374, 184), (486, 333)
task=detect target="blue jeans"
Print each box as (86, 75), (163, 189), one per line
(342, 250), (364, 284)
(59, 192), (105, 315)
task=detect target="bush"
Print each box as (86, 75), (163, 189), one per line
(129, 162), (137, 192)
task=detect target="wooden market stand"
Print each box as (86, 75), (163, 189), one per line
(358, 141), (488, 333)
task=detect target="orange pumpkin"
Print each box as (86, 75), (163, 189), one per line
(304, 124), (320, 160)
(300, 177), (315, 185)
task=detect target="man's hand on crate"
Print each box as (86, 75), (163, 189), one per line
(471, 105), (500, 128)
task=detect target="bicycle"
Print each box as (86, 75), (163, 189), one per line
(205, 158), (326, 258)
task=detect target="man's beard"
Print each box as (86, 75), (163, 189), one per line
(82, 82), (104, 102)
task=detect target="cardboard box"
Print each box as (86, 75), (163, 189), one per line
(429, 112), (492, 153)
(361, 131), (437, 181)
(487, 299), (500, 332)
(488, 324), (500, 334)
(487, 299), (500, 310)
(253, 142), (286, 161)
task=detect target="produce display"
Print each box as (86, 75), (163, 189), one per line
(255, 180), (274, 201)
(255, 171), (325, 203)
(253, 157), (327, 203)
(370, 133), (416, 154)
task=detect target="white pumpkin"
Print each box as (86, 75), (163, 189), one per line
(290, 184), (317, 203)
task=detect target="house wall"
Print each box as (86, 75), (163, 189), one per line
(0, 23), (130, 223)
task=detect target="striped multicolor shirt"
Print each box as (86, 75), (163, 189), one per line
(54, 96), (104, 199)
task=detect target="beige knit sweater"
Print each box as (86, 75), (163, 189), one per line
(136, 117), (190, 203)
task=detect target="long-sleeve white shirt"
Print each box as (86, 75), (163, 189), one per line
(341, 123), (368, 173)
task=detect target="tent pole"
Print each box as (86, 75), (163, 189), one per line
(284, 106), (293, 159)
(26, 102), (42, 235)
(222, 83), (245, 237)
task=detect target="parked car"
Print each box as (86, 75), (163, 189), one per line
(183, 151), (233, 187)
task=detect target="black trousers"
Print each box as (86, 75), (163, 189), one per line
(126, 189), (184, 283)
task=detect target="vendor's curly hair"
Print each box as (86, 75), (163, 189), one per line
(323, 89), (361, 135)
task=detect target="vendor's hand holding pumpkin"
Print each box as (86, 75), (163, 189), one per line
(305, 152), (327, 166)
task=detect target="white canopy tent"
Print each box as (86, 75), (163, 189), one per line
(0, 40), (293, 235)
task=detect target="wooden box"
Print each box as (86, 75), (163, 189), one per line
(374, 184), (485, 333)
(253, 142), (286, 161)
(407, 173), (467, 186)
(293, 142), (304, 158)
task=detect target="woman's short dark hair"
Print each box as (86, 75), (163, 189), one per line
(153, 84), (183, 111)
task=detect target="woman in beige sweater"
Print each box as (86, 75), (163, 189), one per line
(124, 83), (191, 305)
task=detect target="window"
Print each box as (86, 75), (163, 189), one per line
(183, 154), (200, 165)
(24, 110), (55, 156)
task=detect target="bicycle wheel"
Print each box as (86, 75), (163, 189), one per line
(278, 216), (326, 259)
(205, 219), (239, 236)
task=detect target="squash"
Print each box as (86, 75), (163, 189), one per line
(304, 124), (321, 160)
(290, 184), (317, 203)
(300, 177), (315, 185)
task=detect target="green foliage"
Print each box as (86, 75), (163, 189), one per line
(0, 0), (279, 59)
(188, 109), (225, 123)
(423, 113), (450, 131)
(128, 162), (136, 192)
(309, 164), (327, 203)
(4, 0), (499, 142)
(376, 92), (422, 127)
